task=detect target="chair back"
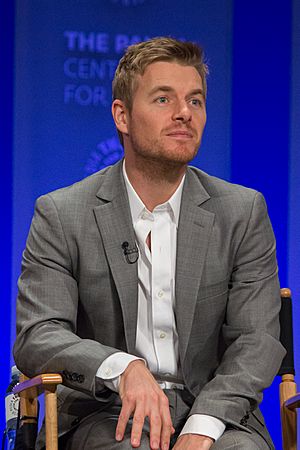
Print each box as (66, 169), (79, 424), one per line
(278, 288), (295, 376)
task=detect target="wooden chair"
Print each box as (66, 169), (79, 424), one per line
(13, 373), (62, 450)
(278, 288), (300, 450)
(13, 288), (299, 450)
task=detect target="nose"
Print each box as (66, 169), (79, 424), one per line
(172, 100), (192, 123)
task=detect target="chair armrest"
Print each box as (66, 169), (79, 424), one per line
(284, 393), (300, 410)
(13, 374), (63, 450)
(13, 373), (63, 395)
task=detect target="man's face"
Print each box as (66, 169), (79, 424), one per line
(115, 61), (207, 166)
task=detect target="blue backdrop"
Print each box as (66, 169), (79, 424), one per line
(1, 1), (299, 448)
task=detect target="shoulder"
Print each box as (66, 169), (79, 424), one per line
(186, 165), (268, 220)
(35, 163), (120, 212)
(187, 166), (258, 200)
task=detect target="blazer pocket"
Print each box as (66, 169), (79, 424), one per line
(197, 278), (229, 301)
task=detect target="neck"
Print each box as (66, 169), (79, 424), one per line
(124, 155), (186, 211)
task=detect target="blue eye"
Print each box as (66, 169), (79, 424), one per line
(156, 96), (168, 104)
(190, 98), (202, 106)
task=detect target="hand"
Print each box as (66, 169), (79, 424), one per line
(116, 360), (174, 450)
(173, 434), (214, 450)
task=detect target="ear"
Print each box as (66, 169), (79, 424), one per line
(111, 99), (129, 135)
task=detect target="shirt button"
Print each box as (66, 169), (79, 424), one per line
(104, 367), (112, 377)
(159, 332), (166, 339)
(157, 290), (164, 298)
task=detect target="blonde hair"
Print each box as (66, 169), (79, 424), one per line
(112, 36), (208, 111)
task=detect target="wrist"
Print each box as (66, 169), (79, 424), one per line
(120, 360), (147, 389)
(124, 359), (145, 374)
(191, 434), (213, 442)
(176, 433), (214, 449)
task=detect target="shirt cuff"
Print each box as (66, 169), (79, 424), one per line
(96, 352), (145, 393)
(180, 414), (226, 441)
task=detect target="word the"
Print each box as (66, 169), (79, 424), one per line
(64, 31), (150, 54)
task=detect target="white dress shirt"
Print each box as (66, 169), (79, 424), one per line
(97, 163), (225, 441)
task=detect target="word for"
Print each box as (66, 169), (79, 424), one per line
(64, 84), (108, 106)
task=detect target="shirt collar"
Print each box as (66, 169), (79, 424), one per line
(123, 161), (185, 227)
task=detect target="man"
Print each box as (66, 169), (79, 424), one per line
(14, 37), (285, 449)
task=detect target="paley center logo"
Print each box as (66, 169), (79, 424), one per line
(85, 136), (124, 175)
(63, 31), (150, 107)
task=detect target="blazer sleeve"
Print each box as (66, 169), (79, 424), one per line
(188, 191), (286, 428)
(13, 193), (120, 398)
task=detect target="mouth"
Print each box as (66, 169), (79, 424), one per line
(166, 130), (194, 139)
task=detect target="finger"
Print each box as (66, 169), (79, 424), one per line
(149, 407), (162, 450)
(130, 402), (146, 448)
(115, 401), (133, 441)
(160, 401), (174, 450)
(160, 422), (173, 450)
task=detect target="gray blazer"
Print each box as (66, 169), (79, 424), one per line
(14, 160), (285, 447)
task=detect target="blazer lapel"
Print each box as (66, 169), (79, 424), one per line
(175, 168), (215, 361)
(93, 161), (138, 353)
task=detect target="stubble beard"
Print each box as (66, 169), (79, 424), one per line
(130, 135), (200, 184)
